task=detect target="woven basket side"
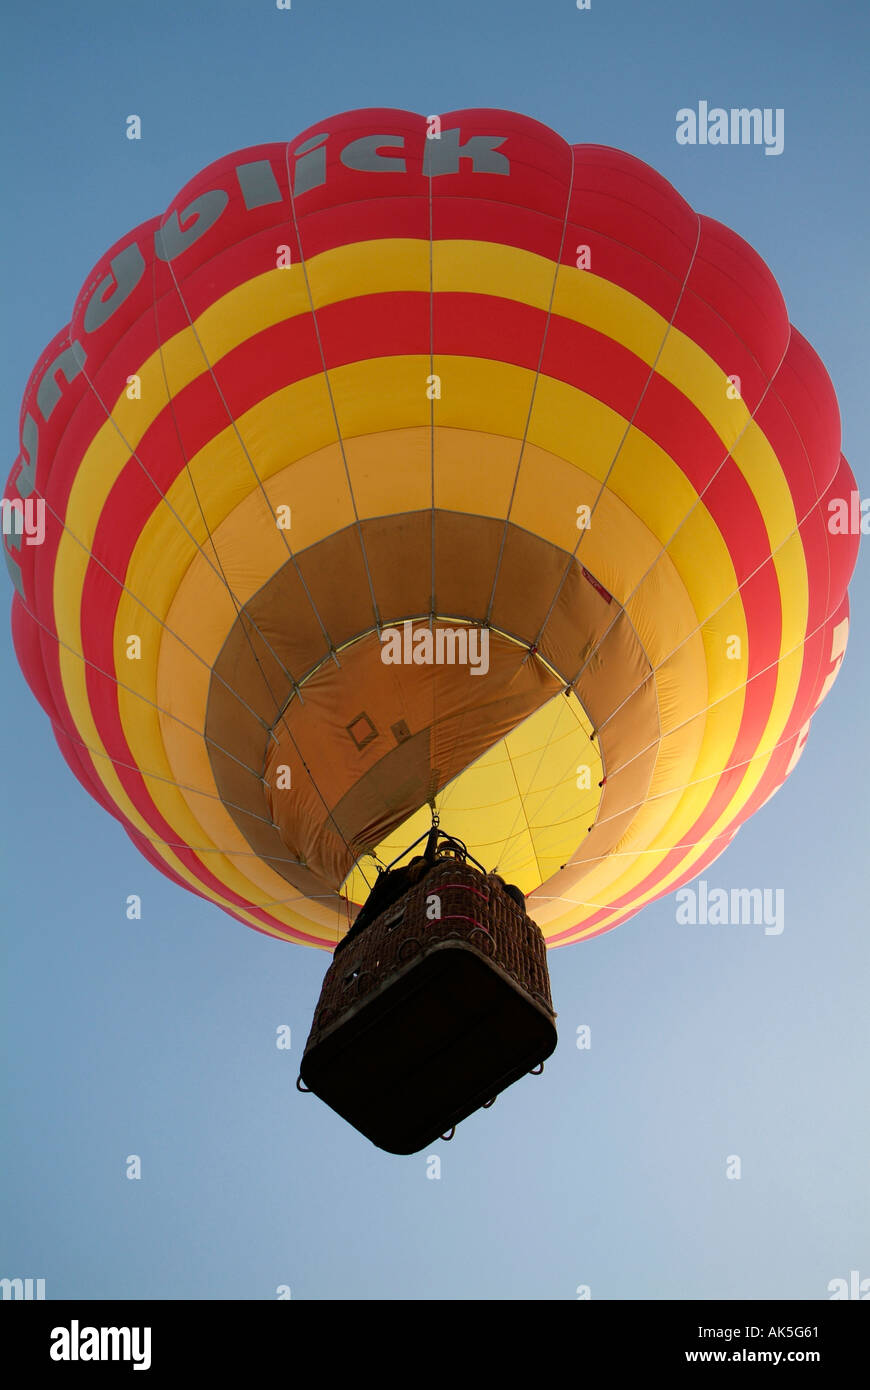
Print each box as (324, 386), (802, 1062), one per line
(305, 859), (553, 1051)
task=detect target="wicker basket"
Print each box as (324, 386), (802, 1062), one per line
(299, 856), (557, 1153)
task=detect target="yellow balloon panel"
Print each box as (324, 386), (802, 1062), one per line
(341, 690), (601, 901)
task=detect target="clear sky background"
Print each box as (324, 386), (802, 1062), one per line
(1, 0), (867, 1300)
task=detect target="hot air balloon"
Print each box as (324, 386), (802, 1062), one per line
(4, 108), (859, 1151)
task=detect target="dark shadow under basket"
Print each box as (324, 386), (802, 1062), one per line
(299, 859), (557, 1153)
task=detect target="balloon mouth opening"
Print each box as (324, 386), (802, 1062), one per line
(195, 507), (659, 939)
(263, 618), (589, 894)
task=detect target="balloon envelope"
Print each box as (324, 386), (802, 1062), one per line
(4, 108), (859, 949)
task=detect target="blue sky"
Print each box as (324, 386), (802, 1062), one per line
(1, 0), (868, 1299)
